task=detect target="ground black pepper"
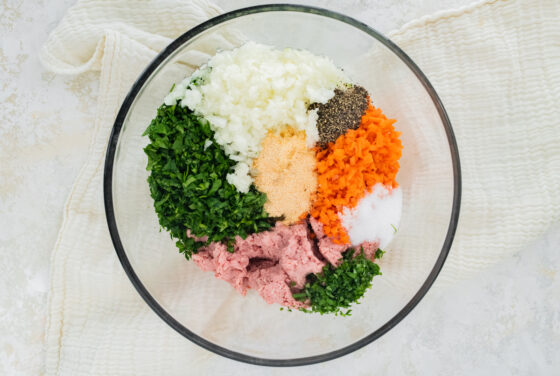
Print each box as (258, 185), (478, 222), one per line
(309, 85), (369, 148)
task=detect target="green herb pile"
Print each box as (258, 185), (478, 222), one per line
(143, 103), (274, 259)
(293, 248), (383, 316)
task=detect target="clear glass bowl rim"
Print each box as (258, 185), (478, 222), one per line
(103, 4), (462, 367)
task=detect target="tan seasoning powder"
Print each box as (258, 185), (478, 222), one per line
(253, 129), (317, 224)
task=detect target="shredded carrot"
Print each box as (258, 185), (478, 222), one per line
(311, 101), (403, 244)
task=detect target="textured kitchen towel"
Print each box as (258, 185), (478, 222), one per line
(41, 0), (560, 374)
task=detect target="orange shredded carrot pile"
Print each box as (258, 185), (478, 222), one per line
(311, 102), (403, 244)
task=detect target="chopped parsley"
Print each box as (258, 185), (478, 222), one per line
(143, 103), (274, 259)
(294, 248), (382, 316)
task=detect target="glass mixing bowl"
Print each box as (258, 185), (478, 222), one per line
(103, 5), (461, 366)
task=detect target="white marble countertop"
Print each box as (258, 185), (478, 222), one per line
(1, 0), (558, 374)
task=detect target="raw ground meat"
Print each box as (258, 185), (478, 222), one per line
(278, 224), (324, 288)
(309, 216), (349, 266)
(247, 265), (307, 309)
(359, 240), (381, 260)
(192, 223), (325, 308)
(190, 218), (380, 308)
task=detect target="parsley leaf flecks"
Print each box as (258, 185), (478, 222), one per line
(143, 104), (274, 259)
(295, 249), (382, 316)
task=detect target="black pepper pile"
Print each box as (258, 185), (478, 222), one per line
(309, 85), (369, 147)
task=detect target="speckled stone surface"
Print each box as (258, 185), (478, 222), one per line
(1, 0), (558, 374)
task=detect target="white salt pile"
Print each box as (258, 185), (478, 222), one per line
(339, 183), (402, 249)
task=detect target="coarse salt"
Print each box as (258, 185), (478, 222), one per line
(339, 183), (402, 249)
